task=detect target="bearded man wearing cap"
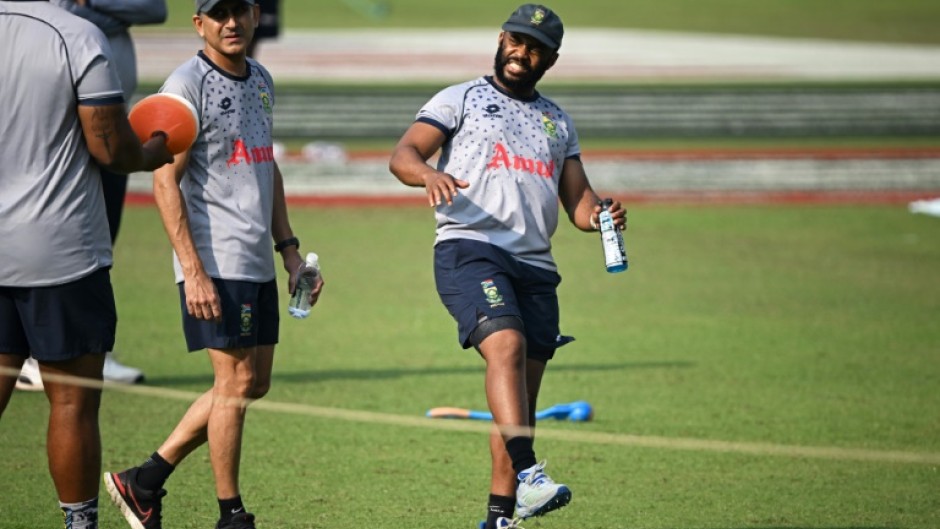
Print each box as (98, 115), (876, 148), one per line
(101, 1), (320, 528)
(391, 4), (626, 529)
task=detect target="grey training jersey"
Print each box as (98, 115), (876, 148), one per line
(416, 76), (581, 271)
(0, 1), (124, 287)
(161, 52), (277, 283)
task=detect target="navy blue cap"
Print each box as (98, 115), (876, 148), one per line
(501, 4), (564, 50)
(196, 0), (255, 14)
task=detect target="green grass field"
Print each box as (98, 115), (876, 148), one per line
(2, 204), (938, 528)
(154, 0), (940, 44)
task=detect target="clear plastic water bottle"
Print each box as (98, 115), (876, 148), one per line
(288, 252), (319, 319)
(598, 198), (627, 273)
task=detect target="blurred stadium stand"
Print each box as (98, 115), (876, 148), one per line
(269, 85), (940, 139)
(128, 31), (940, 199)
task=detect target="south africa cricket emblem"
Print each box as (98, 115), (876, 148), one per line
(481, 279), (504, 307)
(541, 112), (558, 139)
(531, 8), (546, 25)
(240, 303), (253, 336)
(258, 83), (273, 115)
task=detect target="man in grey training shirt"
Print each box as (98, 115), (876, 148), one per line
(0, 1), (172, 527)
(103, 1), (322, 528)
(389, 4), (626, 529)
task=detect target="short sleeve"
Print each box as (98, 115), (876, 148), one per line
(74, 26), (123, 105)
(564, 113), (581, 159)
(415, 84), (468, 137)
(160, 72), (203, 124)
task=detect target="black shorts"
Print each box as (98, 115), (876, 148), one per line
(433, 239), (573, 361)
(178, 278), (279, 352)
(0, 268), (116, 361)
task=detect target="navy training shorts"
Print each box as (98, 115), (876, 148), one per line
(178, 278), (279, 352)
(433, 239), (573, 361)
(0, 267), (116, 361)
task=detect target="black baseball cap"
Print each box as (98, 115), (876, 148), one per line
(501, 4), (564, 50)
(196, 0), (255, 14)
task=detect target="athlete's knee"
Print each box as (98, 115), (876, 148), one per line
(216, 368), (257, 400)
(249, 378), (270, 400)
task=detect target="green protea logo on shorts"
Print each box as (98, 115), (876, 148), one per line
(531, 8), (546, 25)
(240, 304), (252, 336)
(481, 279), (504, 307)
(541, 112), (558, 139)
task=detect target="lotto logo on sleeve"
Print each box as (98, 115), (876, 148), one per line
(481, 279), (504, 308)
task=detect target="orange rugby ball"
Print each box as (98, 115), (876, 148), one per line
(128, 93), (199, 155)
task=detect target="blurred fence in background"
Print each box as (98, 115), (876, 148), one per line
(129, 84), (940, 200)
(270, 85), (940, 140)
(128, 30), (940, 201)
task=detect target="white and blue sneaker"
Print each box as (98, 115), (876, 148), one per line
(478, 517), (524, 529)
(103, 352), (145, 384)
(514, 461), (571, 519)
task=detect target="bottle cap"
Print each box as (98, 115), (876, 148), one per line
(305, 252), (319, 268)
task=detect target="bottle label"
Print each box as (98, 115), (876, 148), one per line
(287, 266), (316, 319)
(599, 211), (627, 271)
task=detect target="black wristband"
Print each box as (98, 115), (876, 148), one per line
(274, 236), (299, 253)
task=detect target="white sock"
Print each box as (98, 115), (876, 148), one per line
(59, 497), (98, 529)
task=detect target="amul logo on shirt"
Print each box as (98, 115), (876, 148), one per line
(227, 139), (275, 167)
(486, 142), (555, 179)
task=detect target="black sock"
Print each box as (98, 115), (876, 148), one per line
(485, 494), (516, 528)
(505, 436), (537, 475)
(135, 451), (175, 491)
(219, 495), (245, 524)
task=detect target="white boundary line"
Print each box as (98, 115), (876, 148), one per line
(5, 368), (939, 466)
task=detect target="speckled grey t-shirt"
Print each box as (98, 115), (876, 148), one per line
(0, 1), (123, 287)
(160, 51), (277, 283)
(416, 76), (580, 272)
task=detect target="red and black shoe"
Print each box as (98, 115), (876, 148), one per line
(103, 467), (167, 529)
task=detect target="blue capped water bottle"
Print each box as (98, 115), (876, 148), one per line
(598, 198), (627, 273)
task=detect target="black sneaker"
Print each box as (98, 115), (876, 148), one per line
(103, 467), (167, 529)
(216, 512), (257, 529)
